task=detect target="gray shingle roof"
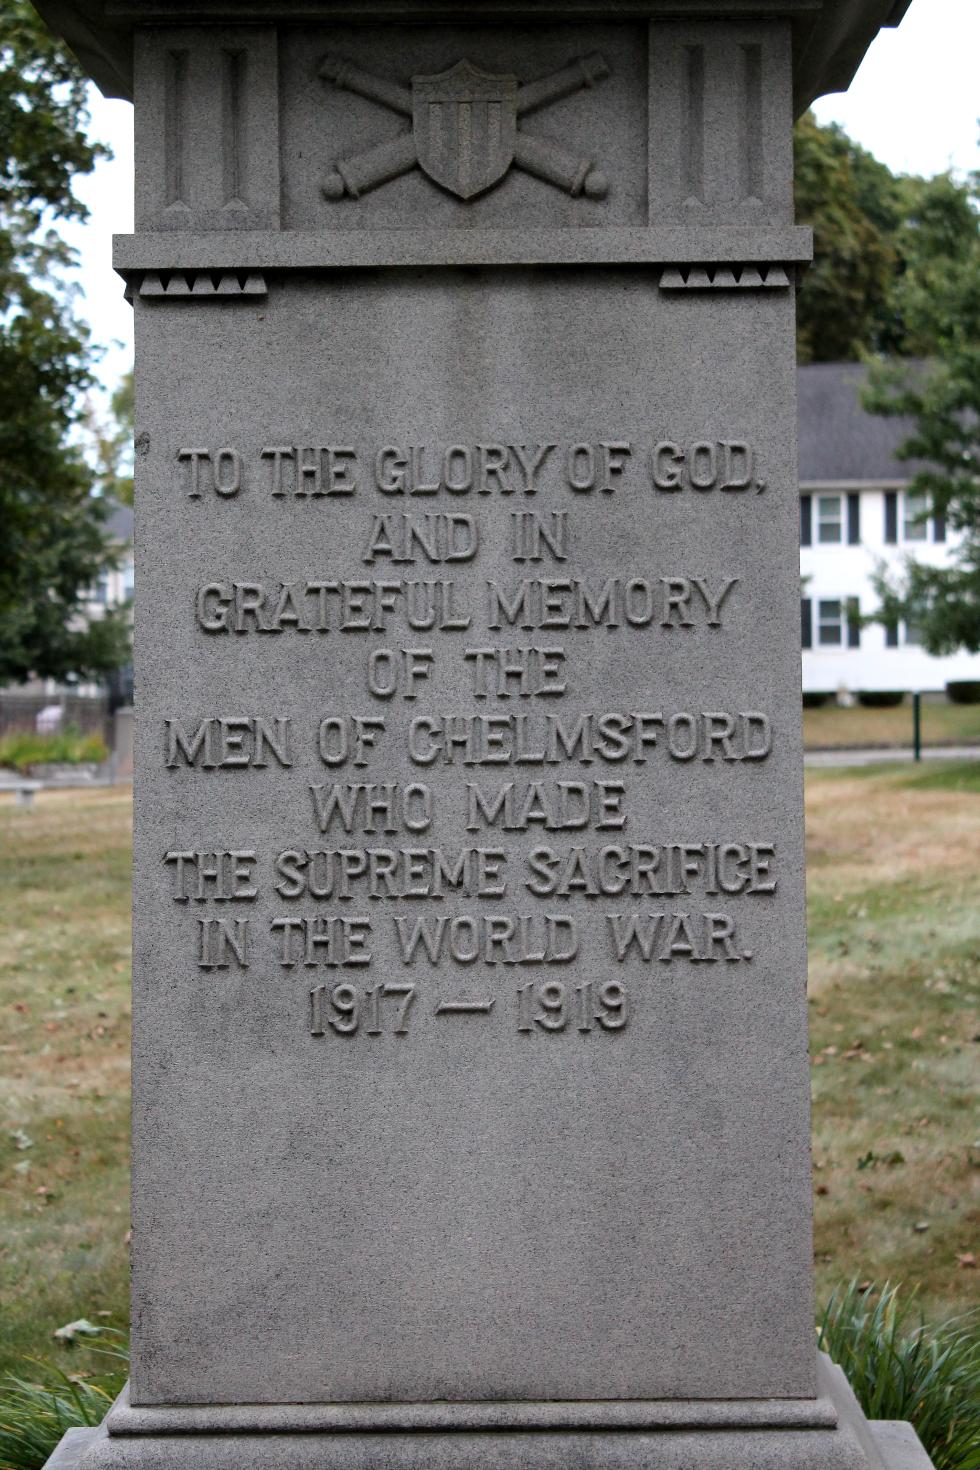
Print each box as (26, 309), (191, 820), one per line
(797, 362), (918, 485)
(103, 501), (133, 541)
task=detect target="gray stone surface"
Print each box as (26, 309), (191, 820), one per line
(129, 262), (812, 1407)
(105, 1379), (841, 1433)
(31, 0), (913, 115)
(52, 1423), (881, 1470)
(871, 1422), (937, 1470)
(43, 1429), (101, 1470)
(45, 1365), (933, 1470)
(111, 225), (814, 272)
(33, 1), (930, 1467)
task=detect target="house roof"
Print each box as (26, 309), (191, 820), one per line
(103, 501), (134, 541)
(797, 361), (918, 486)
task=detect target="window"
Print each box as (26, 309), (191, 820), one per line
(817, 599), (844, 645)
(93, 574), (110, 606)
(905, 621), (923, 647)
(903, 491), (929, 542)
(123, 562), (135, 597)
(816, 494), (843, 544)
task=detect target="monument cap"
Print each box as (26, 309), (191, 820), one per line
(34, 0), (912, 114)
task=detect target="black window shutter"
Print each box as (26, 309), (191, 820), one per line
(801, 599), (812, 650)
(800, 494), (812, 547)
(885, 620), (899, 648)
(847, 597), (861, 648)
(934, 508), (947, 542)
(884, 491), (898, 543)
(847, 493), (860, 545)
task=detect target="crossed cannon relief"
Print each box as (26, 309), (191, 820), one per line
(319, 52), (611, 203)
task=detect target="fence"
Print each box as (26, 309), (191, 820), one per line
(0, 692), (112, 743)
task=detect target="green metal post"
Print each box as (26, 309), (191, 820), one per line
(913, 690), (922, 762)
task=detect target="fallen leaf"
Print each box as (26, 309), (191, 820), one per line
(53, 1319), (103, 1343)
(913, 1221), (930, 1233)
(957, 1252), (976, 1269)
(9, 1128), (33, 1150)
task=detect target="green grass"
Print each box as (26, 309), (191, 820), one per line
(901, 761), (980, 795)
(807, 760), (980, 793)
(0, 780), (977, 1384)
(0, 791), (131, 1381)
(806, 768), (980, 1322)
(803, 699), (980, 750)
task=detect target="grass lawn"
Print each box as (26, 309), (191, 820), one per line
(1, 775), (977, 1380)
(0, 790), (131, 1380)
(803, 698), (980, 750)
(806, 761), (980, 1320)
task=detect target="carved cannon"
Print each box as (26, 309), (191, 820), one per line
(319, 51), (611, 202)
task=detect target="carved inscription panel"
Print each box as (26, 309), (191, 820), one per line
(131, 271), (812, 1407)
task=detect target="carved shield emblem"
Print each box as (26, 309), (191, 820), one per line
(413, 60), (517, 200)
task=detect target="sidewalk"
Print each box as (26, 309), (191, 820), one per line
(804, 745), (980, 767)
(0, 767), (128, 793)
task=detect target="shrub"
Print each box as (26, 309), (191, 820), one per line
(856, 691), (906, 708)
(803, 692), (832, 708)
(818, 1281), (980, 1470)
(0, 726), (108, 775)
(946, 681), (980, 706)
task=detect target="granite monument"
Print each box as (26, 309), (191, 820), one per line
(35, 1), (932, 1466)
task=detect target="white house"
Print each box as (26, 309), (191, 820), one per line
(83, 501), (134, 616)
(798, 362), (980, 696)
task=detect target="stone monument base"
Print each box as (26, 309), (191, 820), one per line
(45, 1356), (933, 1470)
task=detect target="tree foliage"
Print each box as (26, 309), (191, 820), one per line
(87, 369), (134, 507)
(793, 114), (978, 364)
(793, 113), (900, 363)
(794, 116), (980, 654)
(864, 169), (980, 655)
(0, 0), (129, 684)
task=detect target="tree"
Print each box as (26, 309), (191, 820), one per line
(0, 0), (130, 684)
(864, 170), (980, 654)
(793, 114), (978, 364)
(87, 368), (134, 506)
(793, 112), (900, 363)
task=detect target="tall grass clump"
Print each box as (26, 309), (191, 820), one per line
(0, 1345), (127, 1470)
(819, 1280), (980, 1470)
